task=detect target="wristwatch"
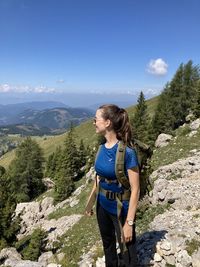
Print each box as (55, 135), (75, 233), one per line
(126, 219), (135, 226)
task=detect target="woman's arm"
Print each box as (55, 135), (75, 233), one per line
(123, 167), (140, 242)
(85, 175), (99, 216)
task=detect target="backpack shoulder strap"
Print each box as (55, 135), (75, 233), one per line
(115, 141), (130, 190)
(95, 144), (102, 165)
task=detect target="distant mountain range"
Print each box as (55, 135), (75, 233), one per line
(0, 101), (94, 135)
(0, 91), (159, 108)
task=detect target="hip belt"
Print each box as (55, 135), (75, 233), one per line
(99, 186), (131, 201)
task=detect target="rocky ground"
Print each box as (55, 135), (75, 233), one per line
(78, 149), (200, 267)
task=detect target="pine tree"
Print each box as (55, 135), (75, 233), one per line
(7, 137), (45, 202)
(0, 171), (20, 249)
(192, 80), (200, 118)
(78, 139), (87, 168)
(54, 126), (78, 202)
(152, 60), (200, 138)
(131, 91), (150, 143)
(16, 228), (47, 261)
(45, 146), (62, 180)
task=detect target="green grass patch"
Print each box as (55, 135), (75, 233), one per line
(136, 203), (170, 234)
(35, 189), (54, 202)
(193, 214), (200, 219)
(48, 179), (93, 219)
(175, 124), (191, 136)
(151, 128), (200, 170)
(185, 238), (200, 256)
(57, 215), (100, 267)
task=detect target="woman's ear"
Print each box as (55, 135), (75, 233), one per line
(105, 119), (111, 128)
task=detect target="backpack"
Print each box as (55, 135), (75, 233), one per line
(97, 139), (152, 196)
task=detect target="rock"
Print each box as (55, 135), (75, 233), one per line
(190, 118), (200, 130)
(185, 113), (195, 122)
(73, 185), (85, 197)
(154, 253), (162, 262)
(42, 178), (55, 189)
(0, 247), (21, 261)
(4, 259), (43, 267)
(188, 130), (197, 137)
(176, 250), (192, 266)
(69, 198), (79, 207)
(164, 255), (175, 265)
(79, 263), (90, 267)
(160, 241), (171, 251)
(56, 252), (65, 262)
(155, 133), (173, 148)
(158, 189), (167, 201)
(85, 167), (96, 183)
(96, 256), (105, 267)
(38, 251), (54, 265)
(192, 248), (200, 267)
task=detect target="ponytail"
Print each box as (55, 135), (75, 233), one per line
(98, 104), (133, 145)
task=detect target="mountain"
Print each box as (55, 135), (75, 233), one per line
(0, 101), (69, 125)
(0, 107), (94, 135)
(0, 101), (94, 135)
(0, 91), (159, 108)
(16, 107), (94, 131)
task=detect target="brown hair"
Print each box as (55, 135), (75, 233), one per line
(98, 104), (132, 145)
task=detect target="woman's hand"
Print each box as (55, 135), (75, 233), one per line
(85, 209), (94, 216)
(123, 223), (133, 243)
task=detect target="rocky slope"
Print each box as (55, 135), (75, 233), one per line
(0, 119), (200, 267)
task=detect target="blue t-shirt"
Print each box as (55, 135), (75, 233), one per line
(95, 142), (138, 216)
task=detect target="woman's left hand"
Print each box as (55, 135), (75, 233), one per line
(123, 223), (133, 243)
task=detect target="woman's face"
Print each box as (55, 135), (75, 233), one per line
(93, 109), (110, 134)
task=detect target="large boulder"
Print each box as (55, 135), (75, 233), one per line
(190, 118), (200, 131)
(155, 134), (173, 148)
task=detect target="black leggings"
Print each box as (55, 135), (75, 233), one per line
(96, 204), (137, 267)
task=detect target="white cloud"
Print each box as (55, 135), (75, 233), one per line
(147, 58), (168, 76)
(56, 79), (65, 84)
(0, 84), (56, 93)
(0, 84), (10, 92)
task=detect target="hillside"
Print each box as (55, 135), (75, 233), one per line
(1, 117), (199, 267)
(0, 101), (68, 125)
(0, 95), (159, 169)
(0, 100), (94, 137)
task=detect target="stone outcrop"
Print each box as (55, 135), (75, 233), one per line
(0, 247), (62, 267)
(189, 118), (200, 131)
(136, 150), (200, 266)
(15, 198), (82, 249)
(155, 133), (173, 148)
(149, 150), (200, 183)
(0, 168), (97, 266)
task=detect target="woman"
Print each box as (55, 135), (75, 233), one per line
(86, 104), (140, 267)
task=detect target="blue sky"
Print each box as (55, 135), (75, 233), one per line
(0, 0), (200, 97)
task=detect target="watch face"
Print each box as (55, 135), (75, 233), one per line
(127, 220), (134, 226)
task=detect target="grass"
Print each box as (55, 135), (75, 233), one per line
(136, 203), (170, 234)
(58, 215), (100, 267)
(185, 238), (200, 256)
(48, 179), (94, 219)
(151, 127), (200, 171)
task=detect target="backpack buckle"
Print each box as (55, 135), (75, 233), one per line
(106, 191), (116, 200)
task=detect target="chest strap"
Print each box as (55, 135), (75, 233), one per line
(99, 176), (118, 184)
(99, 186), (131, 201)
